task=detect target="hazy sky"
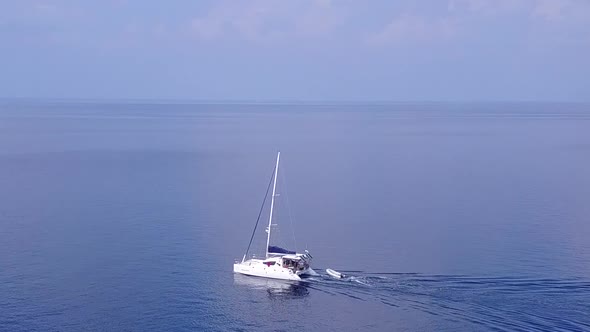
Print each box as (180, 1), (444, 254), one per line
(1, 0), (589, 101)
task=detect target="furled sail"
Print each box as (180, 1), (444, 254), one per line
(268, 246), (296, 255)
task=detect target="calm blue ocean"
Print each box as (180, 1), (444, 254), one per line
(1, 101), (589, 331)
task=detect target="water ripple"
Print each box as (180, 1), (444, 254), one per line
(304, 271), (590, 331)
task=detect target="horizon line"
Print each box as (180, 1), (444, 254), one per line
(1, 97), (589, 105)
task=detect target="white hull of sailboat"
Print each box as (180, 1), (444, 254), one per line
(234, 262), (306, 281)
(234, 262), (301, 280)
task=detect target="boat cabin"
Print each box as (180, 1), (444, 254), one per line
(281, 255), (309, 272)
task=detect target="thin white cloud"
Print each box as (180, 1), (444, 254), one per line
(367, 14), (455, 46)
(448, 0), (531, 14)
(190, 15), (224, 40)
(531, 0), (590, 23)
(187, 0), (345, 42)
(532, 0), (570, 21)
(448, 0), (590, 22)
(294, 0), (346, 37)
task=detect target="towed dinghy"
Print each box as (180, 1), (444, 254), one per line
(326, 268), (346, 279)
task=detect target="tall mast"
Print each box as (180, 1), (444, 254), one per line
(266, 151), (280, 258)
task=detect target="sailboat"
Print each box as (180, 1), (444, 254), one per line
(233, 152), (314, 281)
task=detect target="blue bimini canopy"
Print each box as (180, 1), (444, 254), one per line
(268, 246), (296, 255)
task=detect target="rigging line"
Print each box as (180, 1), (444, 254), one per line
(281, 164), (298, 251)
(242, 166), (276, 262)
